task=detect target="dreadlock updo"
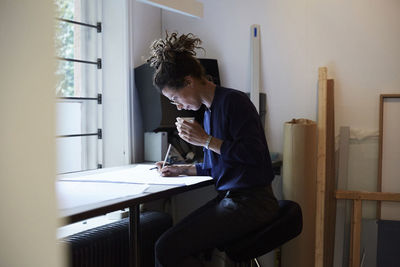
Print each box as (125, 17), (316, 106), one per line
(147, 32), (206, 91)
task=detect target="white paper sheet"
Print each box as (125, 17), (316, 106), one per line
(57, 181), (149, 210)
(58, 164), (213, 186)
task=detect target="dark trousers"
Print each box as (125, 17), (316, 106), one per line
(155, 185), (279, 267)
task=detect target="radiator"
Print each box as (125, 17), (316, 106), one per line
(60, 211), (172, 267)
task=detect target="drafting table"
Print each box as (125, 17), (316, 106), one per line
(57, 164), (214, 267)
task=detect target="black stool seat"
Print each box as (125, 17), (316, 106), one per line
(224, 200), (303, 262)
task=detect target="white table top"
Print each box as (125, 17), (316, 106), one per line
(57, 164), (213, 224)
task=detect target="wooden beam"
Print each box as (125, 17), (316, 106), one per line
(336, 190), (400, 202)
(377, 94), (400, 219)
(377, 94), (384, 219)
(324, 79), (336, 267)
(315, 67), (327, 267)
(380, 94), (400, 98)
(349, 200), (362, 267)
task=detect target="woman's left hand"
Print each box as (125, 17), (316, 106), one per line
(175, 120), (208, 147)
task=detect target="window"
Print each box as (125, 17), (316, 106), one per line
(55, 0), (102, 173)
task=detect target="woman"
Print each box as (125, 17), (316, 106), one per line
(148, 32), (278, 267)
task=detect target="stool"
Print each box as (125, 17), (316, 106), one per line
(223, 200), (303, 266)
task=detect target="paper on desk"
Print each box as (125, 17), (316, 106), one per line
(57, 181), (149, 210)
(59, 164), (213, 186)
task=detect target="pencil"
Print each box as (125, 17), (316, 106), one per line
(161, 144), (172, 169)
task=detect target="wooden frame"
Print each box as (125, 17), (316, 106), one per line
(315, 67), (336, 267)
(315, 67), (327, 267)
(378, 94), (400, 219)
(335, 190), (400, 267)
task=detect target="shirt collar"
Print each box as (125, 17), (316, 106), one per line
(208, 85), (220, 112)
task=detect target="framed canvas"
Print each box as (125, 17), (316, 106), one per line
(378, 94), (400, 220)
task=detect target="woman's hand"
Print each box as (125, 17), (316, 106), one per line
(175, 120), (208, 147)
(155, 162), (197, 176)
(155, 161), (181, 176)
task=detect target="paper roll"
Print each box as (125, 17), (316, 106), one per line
(281, 118), (317, 267)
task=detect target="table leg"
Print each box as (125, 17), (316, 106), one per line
(129, 205), (140, 267)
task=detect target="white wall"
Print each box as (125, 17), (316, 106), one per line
(133, 1), (162, 67)
(0, 1), (64, 266)
(131, 1), (163, 162)
(162, 0), (400, 154)
(102, 0), (132, 167)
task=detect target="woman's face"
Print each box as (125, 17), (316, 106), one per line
(162, 79), (202, 111)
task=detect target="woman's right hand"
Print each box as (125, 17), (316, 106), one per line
(155, 161), (183, 177)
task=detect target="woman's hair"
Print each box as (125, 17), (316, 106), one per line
(147, 32), (206, 91)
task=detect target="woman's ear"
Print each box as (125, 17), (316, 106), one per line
(184, 76), (194, 88)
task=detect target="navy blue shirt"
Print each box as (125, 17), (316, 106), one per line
(195, 86), (274, 191)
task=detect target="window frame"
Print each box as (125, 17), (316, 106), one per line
(55, 0), (103, 174)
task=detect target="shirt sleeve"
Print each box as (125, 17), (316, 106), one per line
(219, 93), (268, 166)
(195, 162), (211, 176)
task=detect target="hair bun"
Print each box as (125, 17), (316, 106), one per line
(148, 32), (203, 69)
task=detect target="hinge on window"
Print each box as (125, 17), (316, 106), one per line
(97, 164), (103, 169)
(97, 93), (102, 104)
(97, 58), (102, 69)
(96, 22), (102, 33)
(97, 129), (102, 139)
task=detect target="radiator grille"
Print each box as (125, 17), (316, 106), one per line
(60, 211), (172, 267)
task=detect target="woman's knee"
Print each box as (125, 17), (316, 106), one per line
(155, 235), (168, 264)
(155, 231), (183, 266)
